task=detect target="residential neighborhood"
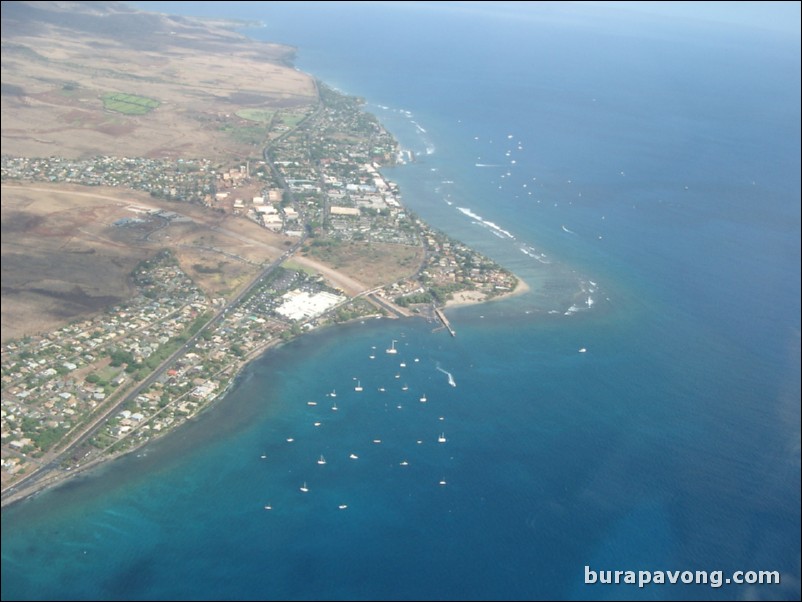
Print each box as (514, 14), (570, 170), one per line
(1, 83), (517, 490)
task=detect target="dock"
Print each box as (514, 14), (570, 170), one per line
(434, 306), (456, 337)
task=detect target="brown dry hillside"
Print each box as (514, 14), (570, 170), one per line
(0, 182), (294, 342)
(1, 1), (317, 160)
(1, 2), (319, 340)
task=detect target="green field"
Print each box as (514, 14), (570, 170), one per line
(235, 108), (274, 123)
(101, 92), (160, 115)
(219, 123), (266, 146)
(277, 110), (309, 128)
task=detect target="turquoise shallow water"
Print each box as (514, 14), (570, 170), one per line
(3, 3), (800, 600)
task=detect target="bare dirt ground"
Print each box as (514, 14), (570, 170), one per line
(301, 241), (424, 290)
(0, 183), (290, 342)
(1, 2), (317, 160)
(0, 3), (421, 342)
(1, 183), (151, 341)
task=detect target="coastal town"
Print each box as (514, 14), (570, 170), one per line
(1, 82), (518, 500)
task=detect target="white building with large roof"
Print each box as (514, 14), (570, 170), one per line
(275, 290), (345, 322)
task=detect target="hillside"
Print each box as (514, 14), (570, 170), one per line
(1, 0), (317, 160)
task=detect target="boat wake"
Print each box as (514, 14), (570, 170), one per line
(436, 366), (457, 387)
(561, 225), (577, 235)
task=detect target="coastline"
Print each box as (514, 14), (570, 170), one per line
(0, 281), (528, 507)
(5, 5), (800, 601)
(0, 334), (286, 508)
(445, 276), (530, 309)
(0, 11), (530, 509)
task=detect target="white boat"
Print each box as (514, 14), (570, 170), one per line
(307, 401), (317, 406)
(349, 453), (359, 459)
(438, 433), (447, 443)
(286, 438), (295, 443)
(402, 384), (408, 391)
(378, 387), (385, 392)
(400, 362), (406, 368)
(264, 504), (272, 510)
(300, 482), (309, 493)
(331, 403), (338, 411)
(399, 460), (409, 466)
(330, 389), (337, 397)
(578, 348), (587, 353)
(260, 454), (267, 459)
(395, 373), (401, 379)
(419, 394), (427, 403)
(439, 479), (447, 486)
(372, 439), (382, 444)
(386, 340), (398, 354)
(317, 455), (326, 465)
(369, 354), (375, 359)
(313, 422), (321, 427)
(354, 381), (363, 392)
(338, 504), (348, 510)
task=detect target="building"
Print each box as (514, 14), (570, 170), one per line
(330, 206), (360, 217)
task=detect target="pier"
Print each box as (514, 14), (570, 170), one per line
(434, 306), (456, 337)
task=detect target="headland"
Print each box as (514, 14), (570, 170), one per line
(0, 1), (525, 506)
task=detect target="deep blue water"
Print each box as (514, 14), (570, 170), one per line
(3, 3), (800, 600)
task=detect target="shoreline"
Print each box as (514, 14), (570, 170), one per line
(1, 335), (283, 508)
(444, 276), (530, 309)
(0, 11), (531, 509)
(1, 284), (531, 508)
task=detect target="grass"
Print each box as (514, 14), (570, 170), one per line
(236, 108), (274, 123)
(282, 259), (318, 276)
(101, 92), (160, 115)
(219, 123), (266, 146)
(276, 110), (308, 128)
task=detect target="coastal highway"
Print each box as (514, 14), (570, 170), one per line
(0, 241), (305, 505)
(1, 99), (324, 505)
(1, 82), (410, 505)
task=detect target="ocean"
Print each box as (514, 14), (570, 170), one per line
(2, 2), (800, 600)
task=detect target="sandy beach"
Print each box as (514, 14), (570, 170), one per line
(445, 276), (530, 308)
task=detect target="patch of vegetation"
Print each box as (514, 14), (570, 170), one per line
(101, 92), (160, 115)
(281, 259), (318, 276)
(219, 123), (267, 146)
(276, 110), (308, 128)
(31, 425), (67, 453)
(395, 291), (434, 307)
(236, 108), (274, 123)
(60, 82), (82, 96)
(192, 263), (223, 274)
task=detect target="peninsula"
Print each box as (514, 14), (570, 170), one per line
(0, 1), (523, 505)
